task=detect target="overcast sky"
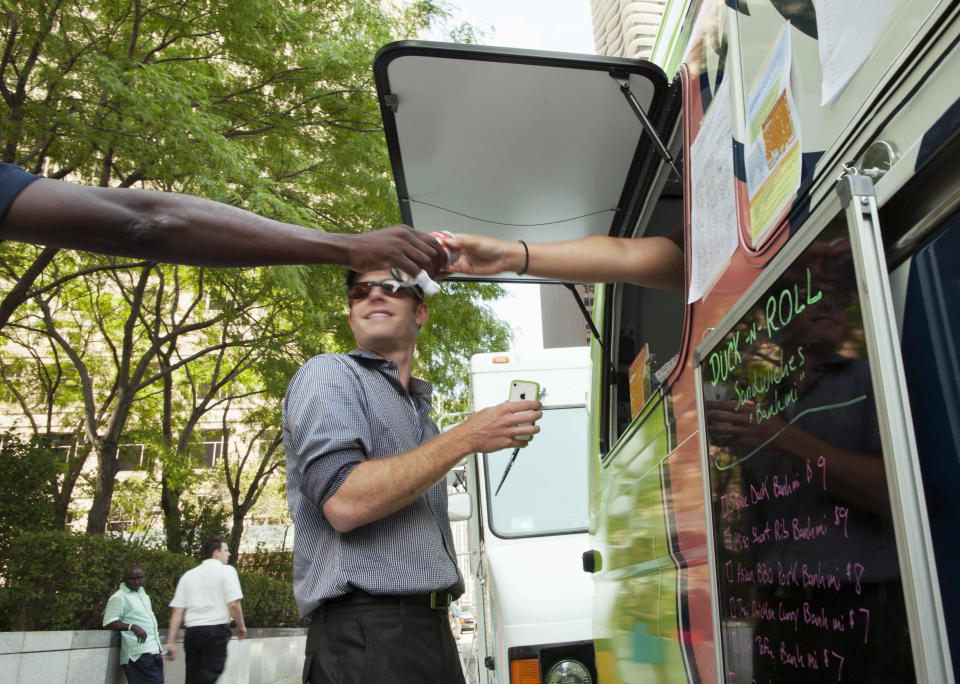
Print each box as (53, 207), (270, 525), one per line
(426, 1), (596, 351)
(426, 0), (595, 54)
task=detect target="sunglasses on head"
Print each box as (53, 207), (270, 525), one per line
(348, 279), (424, 301)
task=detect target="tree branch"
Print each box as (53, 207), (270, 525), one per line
(0, 247), (60, 331)
(26, 260), (152, 301)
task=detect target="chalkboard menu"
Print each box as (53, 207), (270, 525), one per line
(698, 221), (917, 682)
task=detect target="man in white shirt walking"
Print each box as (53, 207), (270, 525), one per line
(165, 538), (246, 683)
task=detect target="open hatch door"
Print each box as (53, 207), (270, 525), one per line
(374, 41), (679, 284)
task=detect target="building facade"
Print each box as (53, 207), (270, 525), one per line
(589, 0), (668, 58)
(539, 283), (595, 349)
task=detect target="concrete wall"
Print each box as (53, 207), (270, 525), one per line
(0, 628), (307, 684)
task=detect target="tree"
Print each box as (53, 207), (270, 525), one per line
(219, 405), (286, 560)
(0, 434), (58, 555)
(0, 0), (511, 537)
(143, 265), (305, 552)
(27, 260), (257, 533)
(0, 0), (443, 328)
(0, 314), (90, 528)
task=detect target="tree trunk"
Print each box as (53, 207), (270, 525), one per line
(86, 436), (120, 533)
(161, 476), (182, 552)
(229, 510), (245, 565)
(53, 446), (88, 530)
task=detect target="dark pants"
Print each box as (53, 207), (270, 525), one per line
(183, 625), (231, 684)
(123, 652), (164, 684)
(304, 602), (465, 684)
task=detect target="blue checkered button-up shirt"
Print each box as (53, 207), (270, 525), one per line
(282, 349), (462, 618)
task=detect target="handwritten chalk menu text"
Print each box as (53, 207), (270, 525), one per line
(700, 224), (916, 682)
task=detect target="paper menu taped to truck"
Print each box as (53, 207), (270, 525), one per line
(745, 24), (801, 245)
(816, 0), (898, 105)
(689, 76), (737, 304)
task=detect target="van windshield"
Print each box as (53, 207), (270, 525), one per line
(484, 406), (589, 537)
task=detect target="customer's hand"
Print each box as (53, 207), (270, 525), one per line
(346, 224), (446, 278)
(456, 400), (542, 453)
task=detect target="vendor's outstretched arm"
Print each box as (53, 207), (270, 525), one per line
(2, 178), (445, 276)
(322, 400), (542, 533)
(447, 233), (684, 290)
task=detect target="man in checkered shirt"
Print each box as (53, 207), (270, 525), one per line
(283, 268), (542, 684)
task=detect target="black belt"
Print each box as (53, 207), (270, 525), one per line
(321, 589), (454, 611)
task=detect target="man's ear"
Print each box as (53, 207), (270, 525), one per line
(415, 302), (429, 327)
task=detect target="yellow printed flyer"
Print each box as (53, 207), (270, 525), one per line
(628, 344), (651, 420)
(745, 24), (801, 244)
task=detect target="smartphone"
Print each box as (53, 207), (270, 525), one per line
(508, 380), (540, 441)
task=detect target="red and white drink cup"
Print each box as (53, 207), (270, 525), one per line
(429, 230), (460, 266)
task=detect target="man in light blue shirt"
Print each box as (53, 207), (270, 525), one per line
(103, 564), (164, 684)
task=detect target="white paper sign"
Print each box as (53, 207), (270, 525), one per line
(688, 76), (738, 304)
(816, 0), (897, 105)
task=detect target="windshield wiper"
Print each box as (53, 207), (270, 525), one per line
(494, 447), (522, 496)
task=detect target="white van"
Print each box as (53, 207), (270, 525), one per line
(450, 347), (595, 684)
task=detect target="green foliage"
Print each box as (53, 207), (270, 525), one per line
(109, 474), (164, 541)
(0, 530), (194, 631)
(426, 1), (493, 45)
(0, 530), (301, 631)
(176, 498), (230, 559)
(0, 434), (59, 555)
(237, 547), (293, 583)
(1, 0), (511, 536)
(3, 0), (431, 224)
(418, 281), (511, 399)
(447, 21), (493, 45)
(234, 572), (301, 628)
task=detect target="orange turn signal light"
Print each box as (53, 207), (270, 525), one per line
(510, 657), (541, 684)
(492, 355), (510, 364)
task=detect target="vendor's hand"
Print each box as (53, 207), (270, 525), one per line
(444, 234), (523, 276)
(130, 624), (147, 643)
(705, 399), (790, 451)
(346, 224), (446, 279)
(164, 643), (177, 661)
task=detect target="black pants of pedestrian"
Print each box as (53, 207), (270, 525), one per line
(183, 624), (231, 684)
(123, 652), (164, 684)
(304, 602), (465, 684)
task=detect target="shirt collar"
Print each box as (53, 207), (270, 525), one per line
(120, 583), (143, 595)
(347, 349), (433, 397)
